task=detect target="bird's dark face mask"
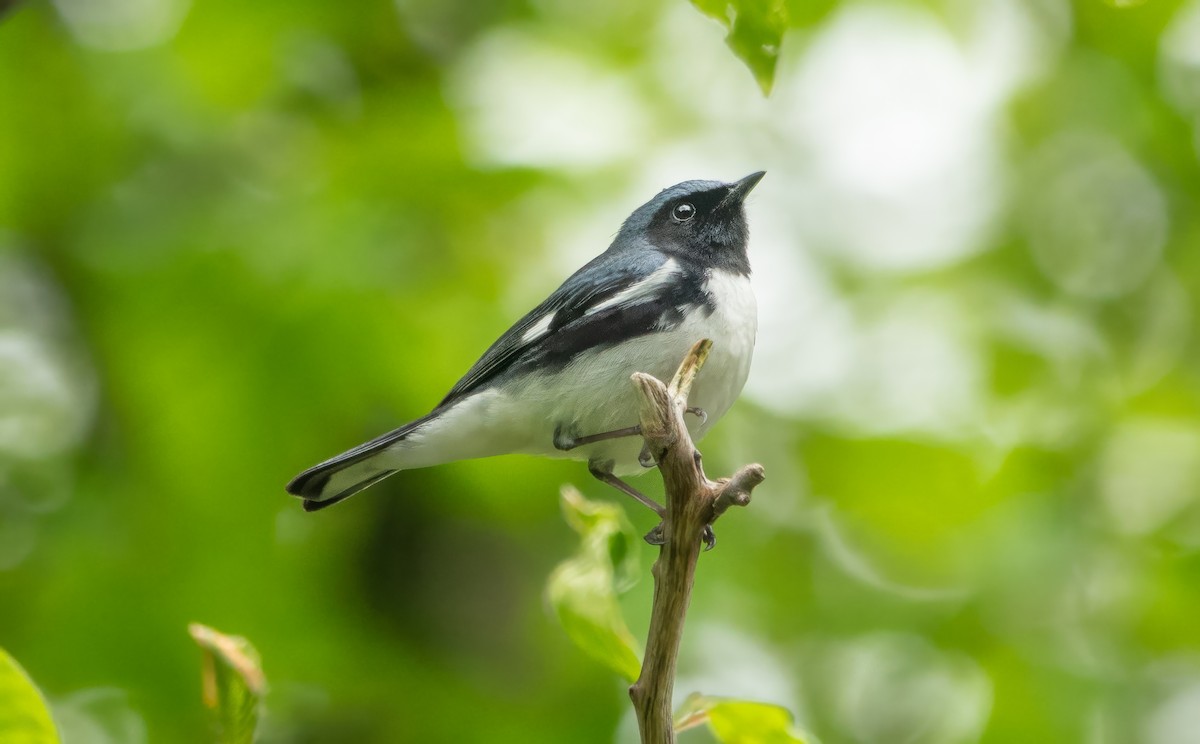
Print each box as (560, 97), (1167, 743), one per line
(646, 173), (762, 275)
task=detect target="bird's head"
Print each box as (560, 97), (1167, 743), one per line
(615, 171), (765, 275)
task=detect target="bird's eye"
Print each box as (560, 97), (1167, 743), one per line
(672, 202), (695, 222)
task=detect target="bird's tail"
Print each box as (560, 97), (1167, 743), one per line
(287, 458), (397, 512)
(286, 413), (436, 511)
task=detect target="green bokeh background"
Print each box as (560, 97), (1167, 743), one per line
(3, 0), (1200, 742)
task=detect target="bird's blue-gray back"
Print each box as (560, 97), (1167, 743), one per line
(438, 247), (673, 405)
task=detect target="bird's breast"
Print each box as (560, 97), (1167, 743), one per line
(686, 269), (757, 425)
(514, 268), (757, 473)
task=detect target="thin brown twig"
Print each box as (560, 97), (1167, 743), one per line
(627, 339), (764, 744)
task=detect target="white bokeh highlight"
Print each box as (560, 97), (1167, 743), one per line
(1022, 133), (1168, 299)
(826, 632), (992, 744)
(53, 0), (190, 51)
(448, 30), (652, 169)
(1100, 418), (1200, 536)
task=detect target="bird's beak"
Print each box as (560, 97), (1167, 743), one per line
(720, 171), (766, 207)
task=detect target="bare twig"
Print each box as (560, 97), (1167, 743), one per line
(628, 340), (764, 744)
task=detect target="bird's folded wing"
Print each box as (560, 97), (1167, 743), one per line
(438, 251), (681, 406)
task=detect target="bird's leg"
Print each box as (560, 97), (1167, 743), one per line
(587, 461), (665, 517)
(588, 462), (669, 546)
(561, 416), (712, 546)
(554, 423), (642, 451)
(555, 408), (706, 454)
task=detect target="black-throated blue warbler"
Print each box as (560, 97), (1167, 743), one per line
(288, 172), (764, 532)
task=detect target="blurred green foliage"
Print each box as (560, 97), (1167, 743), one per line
(675, 694), (809, 743)
(2, 0), (1200, 743)
(690, 0), (790, 93)
(0, 648), (60, 744)
(547, 487), (643, 684)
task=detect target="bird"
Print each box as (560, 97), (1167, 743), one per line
(287, 171), (763, 537)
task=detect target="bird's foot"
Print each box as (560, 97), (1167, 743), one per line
(685, 406), (708, 425)
(644, 524), (664, 545)
(643, 522), (717, 550)
(638, 443), (655, 468)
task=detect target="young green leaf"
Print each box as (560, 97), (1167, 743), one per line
(0, 648), (59, 744)
(674, 693), (811, 743)
(546, 486), (643, 682)
(188, 624), (266, 744)
(0, 647), (60, 744)
(690, 0), (789, 94)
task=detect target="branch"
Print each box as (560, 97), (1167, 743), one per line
(628, 339), (765, 744)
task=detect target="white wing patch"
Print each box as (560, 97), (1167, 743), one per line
(586, 258), (681, 316)
(520, 313), (555, 344)
(519, 258), (680, 345)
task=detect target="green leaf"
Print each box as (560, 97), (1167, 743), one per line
(0, 647), (60, 744)
(546, 486), (643, 682)
(674, 693), (811, 743)
(690, 0), (790, 94)
(189, 624), (266, 744)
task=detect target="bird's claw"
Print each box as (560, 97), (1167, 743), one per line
(644, 524), (665, 545)
(642, 522), (718, 550)
(685, 406), (708, 425)
(638, 443), (655, 468)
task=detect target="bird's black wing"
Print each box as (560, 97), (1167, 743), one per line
(289, 253), (673, 506)
(438, 250), (672, 405)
